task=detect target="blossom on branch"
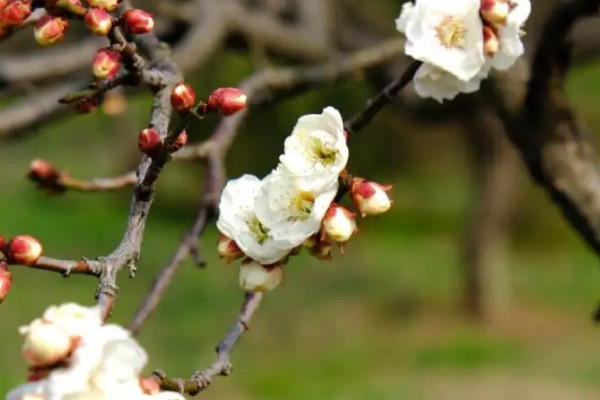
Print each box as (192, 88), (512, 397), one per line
(7, 303), (184, 400)
(396, 0), (531, 102)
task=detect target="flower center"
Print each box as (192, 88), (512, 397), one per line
(308, 137), (338, 166)
(288, 191), (315, 222)
(435, 16), (466, 48)
(247, 216), (270, 244)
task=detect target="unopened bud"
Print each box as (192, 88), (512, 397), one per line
(350, 179), (392, 217)
(170, 82), (196, 114)
(21, 320), (72, 367)
(29, 159), (59, 182)
(239, 260), (283, 292)
(207, 87), (247, 116)
(0, 263), (11, 304)
(9, 235), (42, 266)
(480, 0), (510, 25)
(217, 234), (243, 264)
(172, 130), (188, 152)
(92, 49), (120, 80)
(138, 128), (162, 156)
(86, 0), (119, 11)
(84, 8), (112, 36)
(121, 9), (154, 34)
(322, 204), (357, 243)
(0, 0), (31, 27)
(34, 15), (68, 46)
(483, 26), (499, 56)
(0, 0), (8, 10)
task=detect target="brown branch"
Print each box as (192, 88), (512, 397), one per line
(487, 0), (600, 255)
(154, 292), (264, 395)
(29, 256), (98, 276)
(57, 172), (137, 193)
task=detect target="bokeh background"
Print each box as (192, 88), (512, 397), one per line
(2, 1), (600, 399)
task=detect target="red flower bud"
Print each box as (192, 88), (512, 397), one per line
(9, 235), (43, 266)
(87, 0), (119, 11)
(480, 0), (510, 25)
(138, 128), (161, 156)
(0, 234), (5, 251)
(34, 15), (68, 46)
(92, 49), (120, 80)
(217, 234), (243, 264)
(0, 0), (8, 10)
(483, 26), (500, 56)
(0, 263), (11, 304)
(0, 0), (31, 27)
(206, 87), (247, 116)
(84, 8), (112, 36)
(172, 130), (187, 152)
(170, 82), (196, 114)
(121, 9), (153, 34)
(28, 159), (59, 182)
(350, 178), (392, 217)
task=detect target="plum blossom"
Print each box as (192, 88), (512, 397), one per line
(400, 0), (485, 81)
(6, 304), (184, 400)
(216, 174), (293, 264)
(396, 0), (531, 102)
(255, 166), (338, 245)
(279, 106), (348, 189)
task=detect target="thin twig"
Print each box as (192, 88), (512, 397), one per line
(154, 292), (264, 395)
(344, 60), (421, 134)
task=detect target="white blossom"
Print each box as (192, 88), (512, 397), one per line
(279, 107), (348, 189)
(400, 0), (485, 82)
(254, 166), (337, 246)
(7, 304), (184, 400)
(412, 62), (490, 103)
(217, 174), (293, 264)
(42, 303), (102, 338)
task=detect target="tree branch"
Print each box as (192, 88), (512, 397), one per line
(154, 292), (264, 395)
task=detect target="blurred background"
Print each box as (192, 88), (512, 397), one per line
(2, 0), (600, 399)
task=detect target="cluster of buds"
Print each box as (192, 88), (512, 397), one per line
(480, 0), (516, 57)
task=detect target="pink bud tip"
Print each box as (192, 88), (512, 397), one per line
(170, 82), (196, 114)
(217, 234), (243, 264)
(29, 159), (58, 182)
(139, 377), (160, 395)
(0, 263), (11, 304)
(206, 87), (247, 116)
(92, 49), (120, 80)
(350, 178), (393, 217)
(34, 15), (68, 46)
(9, 235), (43, 266)
(0, 0), (31, 27)
(480, 0), (510, 25)
(84, 8), (112, 36)
(122, 9), (154, 34)
(138, 128), (162, 156)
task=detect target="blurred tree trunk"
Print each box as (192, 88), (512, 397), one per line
(462, 100), (520, 322)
